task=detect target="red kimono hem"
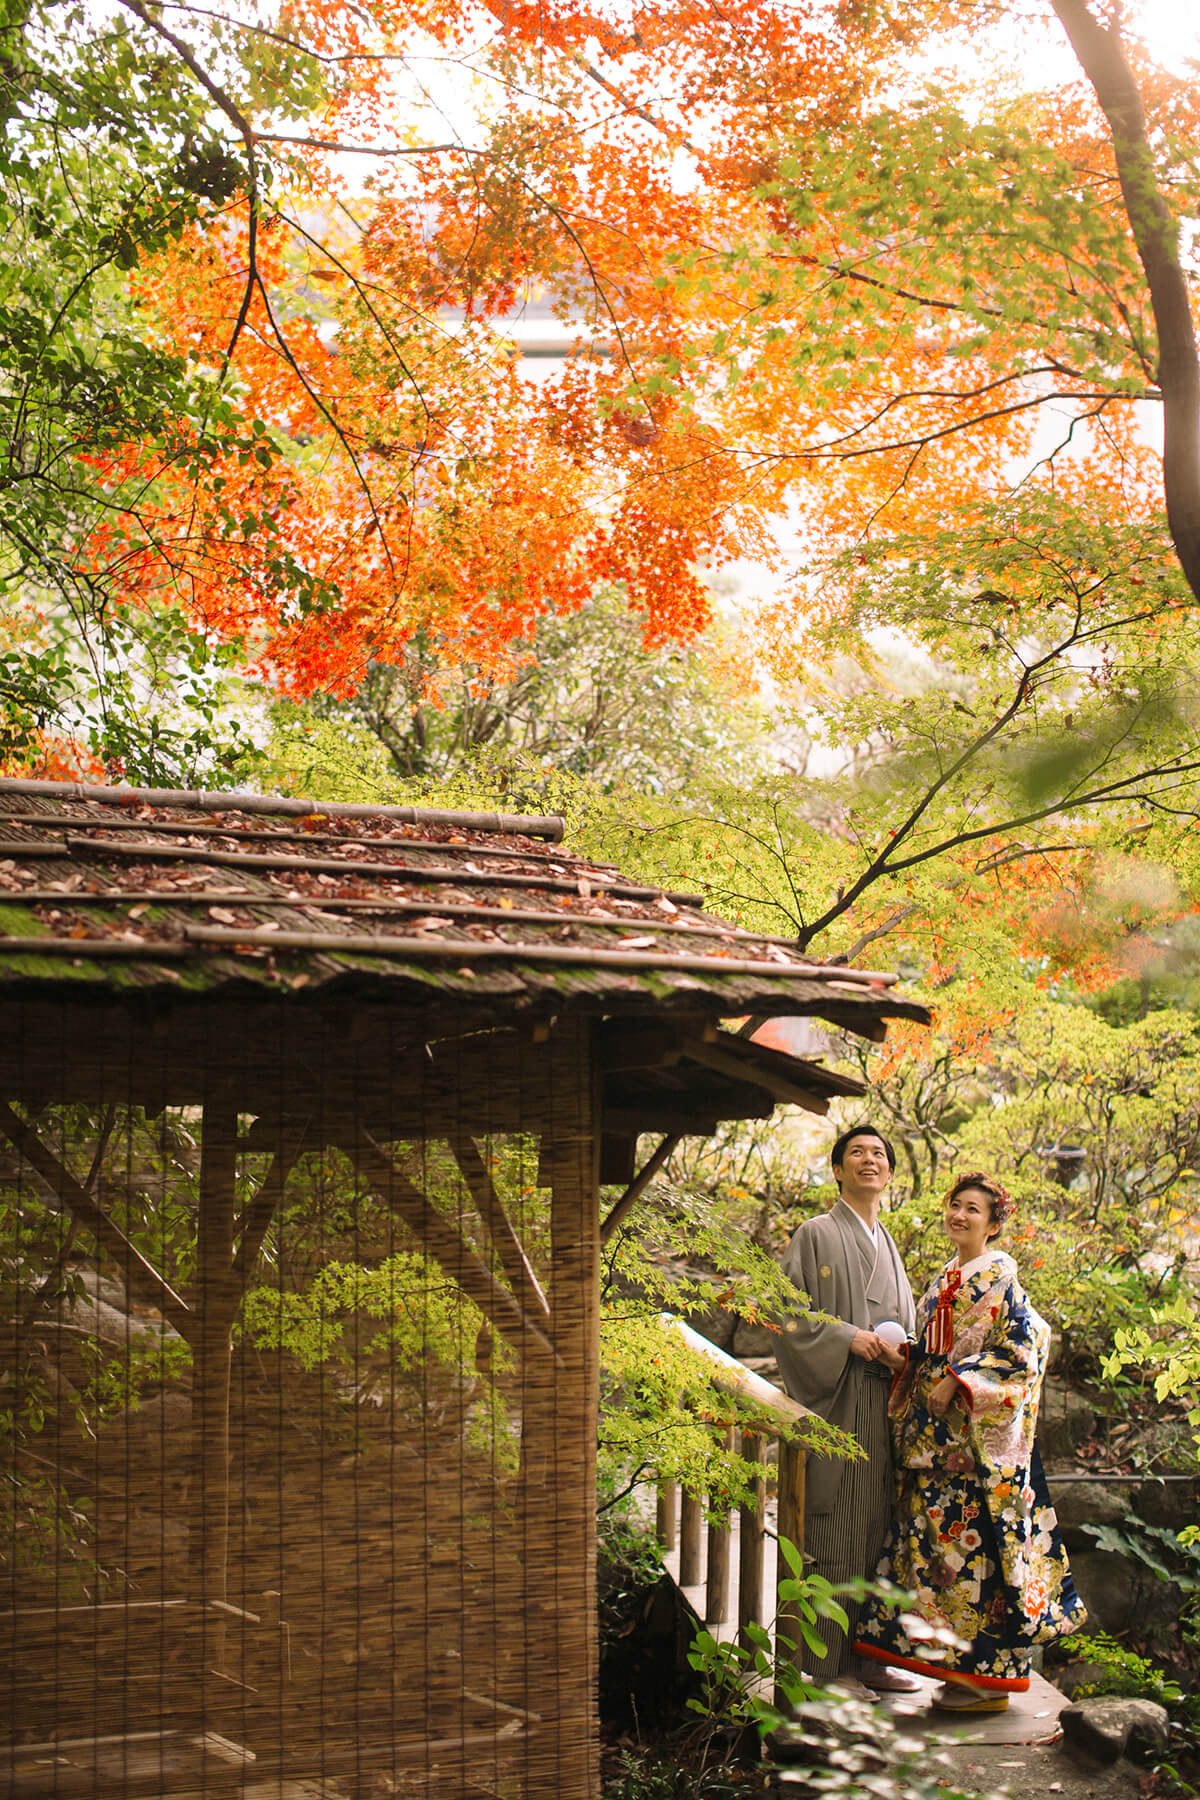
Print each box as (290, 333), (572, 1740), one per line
(853, 1641), (1031, 1693)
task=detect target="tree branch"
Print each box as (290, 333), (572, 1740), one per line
(116, 0), (260, 362)
(1051, 0), (1200, 602)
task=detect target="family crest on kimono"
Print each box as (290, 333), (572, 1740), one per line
(855, 1171), (1086, 1713)
(774, 1126), (922, 1692)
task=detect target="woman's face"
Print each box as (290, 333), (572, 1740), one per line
(944, 1184), (998, 1264)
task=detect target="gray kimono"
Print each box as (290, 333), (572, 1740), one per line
(774, 1200), (916, 1676)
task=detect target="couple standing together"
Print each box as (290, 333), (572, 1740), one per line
(774, 1125), (1085, 1713)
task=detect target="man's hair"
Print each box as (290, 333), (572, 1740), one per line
(831, 1125), (896, 1186)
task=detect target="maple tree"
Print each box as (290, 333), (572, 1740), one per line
(1, 0), (1197, 1000)
(1, 0), (872, 774)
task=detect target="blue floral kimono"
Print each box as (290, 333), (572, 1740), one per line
(855, 1249), (1085, 1690)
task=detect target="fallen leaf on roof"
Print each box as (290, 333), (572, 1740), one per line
(127, 903), (149, 919)
(655, 896), (677, 914)
(578, 878), (592, 899)
(617, 937), (657, 950)
(208, 907), (239, 924)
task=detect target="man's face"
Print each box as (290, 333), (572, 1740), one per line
(834, 1133), (891, 1196)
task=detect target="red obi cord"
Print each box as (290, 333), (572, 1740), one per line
(927, 1267), (962, 1355)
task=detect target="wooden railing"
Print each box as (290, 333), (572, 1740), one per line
(657, 1317), (808, 1696)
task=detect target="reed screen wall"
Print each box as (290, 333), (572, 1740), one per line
(1, 1002), (599, 1800)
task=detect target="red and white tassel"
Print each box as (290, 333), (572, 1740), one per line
(927, 1267), (962, 1355)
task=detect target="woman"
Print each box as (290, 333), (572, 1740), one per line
(854, 1172), (1084, 1712)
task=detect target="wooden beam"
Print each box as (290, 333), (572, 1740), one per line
(774, 1441), (807, 1706)
(810, 1008), (889, 1043)
(705, 1428), (734, 1626)
(601, 1108), (724, 1137)
(599, 1135), (681, 1244)
(679, 1492), (703, 1586)
(679, 1038), (830, 1116)
(232, 1126), (310, 1291)
(0, 1100), (192, 1337)
(349, 1135), (558, 1364)
(447, 1135), (550, 1321)
(595, 1020), (707, 1072)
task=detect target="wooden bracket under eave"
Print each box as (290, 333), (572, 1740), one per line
(678, 1037), (830, 1116)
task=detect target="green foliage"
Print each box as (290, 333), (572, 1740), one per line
(682, 1552), (984, 1800)
(603, 1749), (763, 1798)
(1068, 1633), (1193, 1712)
(598, 1178), (859, 1513)
(1067, 1632), (1200, 1780)
(0, 2), (339, 776)
(1106, 1304), (1200, 1474)
(303, 588), (772, 795)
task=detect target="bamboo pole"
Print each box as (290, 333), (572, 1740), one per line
(181, 923), (898, 988)
(738, 1434), (765, 1648)
(0, 774), (566, 839)
(82, 838), (700, 906)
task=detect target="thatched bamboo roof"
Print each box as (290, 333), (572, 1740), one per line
(0, 776), (929, 1137)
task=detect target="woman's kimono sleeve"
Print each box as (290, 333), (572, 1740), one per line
(950, 1273), (1050, 1479)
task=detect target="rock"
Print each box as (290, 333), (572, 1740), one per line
(1046, 1481), (1134, 1552)
(688, 1305), (736, 1351)
(72, 1265), (129, 1311)
(1067, 1546), (1181, 1639)
(1038, 1377), (1098, 1461)
(1059, 1696), (1170, 1763)
(732, 1318), (778, 1358)
(1134, 1476), (1200, 1537)
(1065, 1547), (1140, 1635)
(597, 1556), (703, 1732)
(1050, 1660), (1121, 1700)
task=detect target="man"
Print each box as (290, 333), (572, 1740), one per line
(774, 1124), (920, 1692)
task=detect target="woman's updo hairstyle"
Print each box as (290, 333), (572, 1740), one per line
(944, 1171), (1014, 1230)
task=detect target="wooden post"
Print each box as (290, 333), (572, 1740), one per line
(655, 1479), (677, 1552)
(738, 1433), (765, 1648)
(189, 1097), (239, 1609)
(705, 1428), (733, 1625)
(530, 1017), (600, 1800)
(774, 1438), (807, 1705)
(678, 1490), (703, 1587)
(705, 1511), (731, 1624)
